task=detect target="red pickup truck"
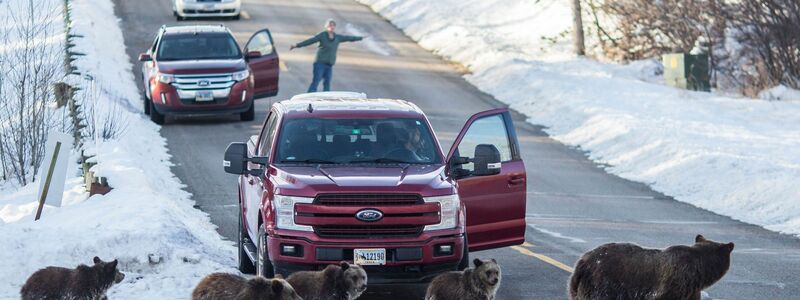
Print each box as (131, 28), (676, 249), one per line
(223, 92), (527, 283)
(139, 25), (279, 124)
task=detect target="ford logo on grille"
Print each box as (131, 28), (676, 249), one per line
(355, 209), (383, 222)
(198, 80), (210, 86)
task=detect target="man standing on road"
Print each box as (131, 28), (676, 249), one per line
(290, 19), (364, 92)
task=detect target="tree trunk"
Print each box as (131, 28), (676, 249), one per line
(571, 0), (586, 56)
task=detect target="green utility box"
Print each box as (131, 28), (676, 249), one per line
(662, 53), (711, 92)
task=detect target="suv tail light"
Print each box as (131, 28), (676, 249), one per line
(275, 195), (313, 231)
(423, 194), (459, 231)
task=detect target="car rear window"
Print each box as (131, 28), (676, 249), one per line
(157, 33), (241, 61)
(275, 118), (441, 165)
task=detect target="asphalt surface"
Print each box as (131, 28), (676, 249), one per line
(113, 0), (800, 299)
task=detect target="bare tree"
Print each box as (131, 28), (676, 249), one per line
(0, 0), (65, 185)
(572, 0), (586, 56)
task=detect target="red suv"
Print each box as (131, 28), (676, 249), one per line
(139, 25), (279, 124)
(223, 92), (527, 283)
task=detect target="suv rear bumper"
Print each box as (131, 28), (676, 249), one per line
(175, 0), (241, 18)
(267, 233), (464, 283)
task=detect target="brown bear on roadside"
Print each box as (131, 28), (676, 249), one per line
(425, 258), (501, 300)
(286, 261), (368, 300)
(20, 256), (125, 300)
(191, 273), (302, 300)
(568, 234), (734, 300)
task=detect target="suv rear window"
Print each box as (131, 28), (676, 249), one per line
(276, 118), (440, 164)
(157, 33), (241, 61)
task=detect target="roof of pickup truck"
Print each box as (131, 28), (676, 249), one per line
(162, 25), (229, 35)
(276, 97), (426, 118)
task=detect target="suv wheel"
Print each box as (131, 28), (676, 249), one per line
(240, 101), (255, 121)
(142, 86), (151, 115)
(232, 14), (241, 20)
(238, 210), (256, 274)
(458, 237), (470, 270)
(256, 225), (275, 278)
(150, 101), (165, 125)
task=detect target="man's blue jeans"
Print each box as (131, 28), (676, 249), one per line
(307, 62), (333, 92)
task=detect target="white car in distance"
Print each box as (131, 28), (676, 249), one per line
(173, 0), (242, 21)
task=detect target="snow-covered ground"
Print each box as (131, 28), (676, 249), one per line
(357, 0), (800, 236)
(0, 0), (236, 298)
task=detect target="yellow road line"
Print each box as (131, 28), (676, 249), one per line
(511, 245), (574, 273)
(279, 60), (289, 71)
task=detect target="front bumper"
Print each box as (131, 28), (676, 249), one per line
(149, 79), (252, 115)
(268, 231), (465, 284)
(175, 0), (241, 17)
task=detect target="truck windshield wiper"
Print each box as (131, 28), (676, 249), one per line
(349, 158), (415, 164)
(280, 158), (337, 164)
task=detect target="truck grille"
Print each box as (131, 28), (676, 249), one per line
(315, 225), (423, 238)
(314, 194), (422, 206)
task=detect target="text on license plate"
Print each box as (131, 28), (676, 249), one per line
(195, 91), (214, 102)
(354, 248), (386, 265)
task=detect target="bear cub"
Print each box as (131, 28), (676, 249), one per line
(425, 258), (502, 300)
(569, 234), (734, 300)
(20, 256), (125, 300)
(192, 273), (302, 300)
(287, 261), (368, 300)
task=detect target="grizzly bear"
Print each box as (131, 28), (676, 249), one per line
(425, 258), (501, 300)
(20, 256), (125, 300)
(191, 273), (302, 300)
(568, 234), (734, 300)
(286, 261), (368, 300)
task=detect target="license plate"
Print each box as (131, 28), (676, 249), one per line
(354, 248), (386, 266)
(195, 91), (214, 102)
(204, 4), (217, 10)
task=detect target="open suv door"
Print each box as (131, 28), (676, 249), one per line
(447, 108), (527, 251)
(244, 29), (280, 99)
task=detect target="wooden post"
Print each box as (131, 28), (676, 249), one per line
(35, 141), (62, 221)
(571, 0), (586, 56)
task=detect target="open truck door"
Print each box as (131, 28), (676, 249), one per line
(447, 108), (527, 251)
(244, 29), (279, 98)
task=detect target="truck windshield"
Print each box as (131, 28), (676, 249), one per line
(157, 33), (242, 61)
(276, 118), (441, 164)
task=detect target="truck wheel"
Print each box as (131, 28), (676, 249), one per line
(240, 101), (255, 121)
(238, 210), (256, 274)
(458, 237), (469, 270)
(150, 101), (165, 125)
(256, 225), (275, 278)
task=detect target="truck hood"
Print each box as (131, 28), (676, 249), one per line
(157, 59), (245, 75)
(271, 164), (455, 197)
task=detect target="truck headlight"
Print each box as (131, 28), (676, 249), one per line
(158, 73), (175, 84)
(232, 69), (250, 82)
(275, 195), (313, 232)
(424, 194), (459, 231)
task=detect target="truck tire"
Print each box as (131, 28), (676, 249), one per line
(238, 210), (256, 274)
(240, 101), (255, 121)
(458, 237), (470, 270)
(256, 225), (275, 278)
(150, 101), (165, 125)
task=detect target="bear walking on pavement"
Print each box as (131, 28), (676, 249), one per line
(425, 258), (502, 300)
(568, 234), (734, 300)
(286, 261), (368, 300)
(20, 256), (125, 300)
(192, 273), (302, 300)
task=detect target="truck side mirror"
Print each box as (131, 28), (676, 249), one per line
(472, 144), (501, 176)
(224, 143), (248, 175)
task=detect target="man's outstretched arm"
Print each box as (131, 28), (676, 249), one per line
(339, 35), (364, 42)
(292, 33), (322, 49)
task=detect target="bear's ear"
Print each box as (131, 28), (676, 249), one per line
(339, 261), (350, 271)
(724, 242), (735, 253)
(93, 256), (102, 264)
(271, 279), (284, 294)
(491, 258), (497, 263)
(473, 258), (483, 268)
(695, 234), (706, 243)
(106, 259), (118, 271)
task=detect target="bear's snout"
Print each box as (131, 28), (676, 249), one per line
(115, 272), (125, 283)
(358, 284), (367, 292)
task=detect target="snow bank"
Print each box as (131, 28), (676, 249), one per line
(0, 0), (236, 298)
(356, 0), (800, 236)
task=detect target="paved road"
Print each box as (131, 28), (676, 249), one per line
(113, 0), (800, 299)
